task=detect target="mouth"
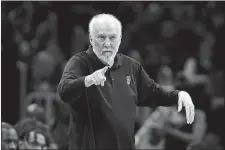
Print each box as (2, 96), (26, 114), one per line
(102, 50), (113, 54)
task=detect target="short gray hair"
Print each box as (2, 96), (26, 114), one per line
(89, 13), (122, 37)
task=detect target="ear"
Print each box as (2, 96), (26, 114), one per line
(89, 34), (93, 45)
(119, 34), (122, 42)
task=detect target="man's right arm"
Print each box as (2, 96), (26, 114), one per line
(58, 56), (87, 105)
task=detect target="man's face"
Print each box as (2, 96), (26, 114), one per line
(90, 20), (121, 66)
(2, 128), (18, 149)
(22, 131), (47, 149)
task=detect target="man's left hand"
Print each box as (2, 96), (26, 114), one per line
(178, 91), (195, 124)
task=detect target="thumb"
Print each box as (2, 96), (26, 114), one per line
(178, 98), (183, 112)
(101, 66), (108, 75)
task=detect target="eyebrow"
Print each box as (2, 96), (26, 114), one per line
(98, 33), (117, 37)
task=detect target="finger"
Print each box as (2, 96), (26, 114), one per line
(99, 76), (104, 86)
(100, 66), (108, 75)
(101, 76), (106, 86)
(185, 105), (189, 124)
(93, 76), (100, 85)
(190, 106), (193, 124)
(100, 80), (104, 86)
(97, 74), (106, 86)
(97, 75), (105, 86)
(189, 106), (192, 124)
(95, 79), (100, 85)
(91, 78), (97, 85)
(102, 76), (106, 82)
(178, 98), (182, 112)
(93, 80), (98, 85)
(191, 105), (195, 123)
(189, 105), (192, 124)
(193, 106), (195, 122)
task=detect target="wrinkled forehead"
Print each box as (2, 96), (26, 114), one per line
(92, 20), (120, 36)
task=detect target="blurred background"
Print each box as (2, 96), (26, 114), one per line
(1, 1), (224, 150)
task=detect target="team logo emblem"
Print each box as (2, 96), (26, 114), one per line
(126, 76), (131, 85)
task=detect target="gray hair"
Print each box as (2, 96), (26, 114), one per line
(88, 13), (122, 37)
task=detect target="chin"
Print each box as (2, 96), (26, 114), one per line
(100, 55), (114, 66)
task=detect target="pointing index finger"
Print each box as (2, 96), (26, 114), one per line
(101, 66), (109, 75)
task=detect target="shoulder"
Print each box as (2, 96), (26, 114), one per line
(63, 52), (89, 71)
(119, 53), (142, 70)
(69, 51), (88, 62)
(65, 51), (89, 66)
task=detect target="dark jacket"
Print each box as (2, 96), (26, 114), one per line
(58, 48), (179, 149)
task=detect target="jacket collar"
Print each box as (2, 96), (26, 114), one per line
(86, 46), (122, 70)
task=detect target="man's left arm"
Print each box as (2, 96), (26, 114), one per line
(136, 66), (195, 124)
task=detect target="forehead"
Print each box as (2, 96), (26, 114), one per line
(92, 20), (119, 36)
(2, 128), (18, 140)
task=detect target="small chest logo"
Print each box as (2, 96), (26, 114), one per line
(126, 76), (131, 85)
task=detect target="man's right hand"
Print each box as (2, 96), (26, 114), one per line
(84, 66), (108, 87)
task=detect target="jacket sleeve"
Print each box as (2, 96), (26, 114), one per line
(58, 56), (87, 105)
(137, 65), (179, 107)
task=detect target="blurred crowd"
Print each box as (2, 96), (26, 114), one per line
(1, 1), (224, 150)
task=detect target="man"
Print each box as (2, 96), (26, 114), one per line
(14, 118), (50, 149)
(19, 129), (49, 149)
(58, 13), (195, 149)
(1, 122), (18, 150)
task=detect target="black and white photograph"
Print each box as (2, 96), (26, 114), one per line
(1, 1), (224, 150)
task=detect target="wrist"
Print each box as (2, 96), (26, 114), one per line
(84, 75), (91, 87)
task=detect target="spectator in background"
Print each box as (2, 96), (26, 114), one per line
(29, 12), (65, 90)
(50, 99), (70, 149)
(135, 105), (207, 150)
(163, 106), (207, 150)
(208, 7), (225, 97)
(26, 103), (45, 123)
(116, 1), (143, 29)
(14, 118), (54, 149)
(211, 10), (224, 71)
(144, 43), (161, 81)
(1, 122), (19, 150)
(8, 2), (34, 63)
(19, 128), (50, 149)
(126, 2), (163, 56)
(188, 132), (224, 150)
(136, 63), (207, 150)
(31, 50), (62, 90)
(127, 49), (143, 64)
(176, 56), (211, 112)
(70, 25), (89, 55)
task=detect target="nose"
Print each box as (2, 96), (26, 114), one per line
(103, 38), (111, 48)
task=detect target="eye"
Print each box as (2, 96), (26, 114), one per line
(98, 35), (105, 41)
(110, 36), (116, 41)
